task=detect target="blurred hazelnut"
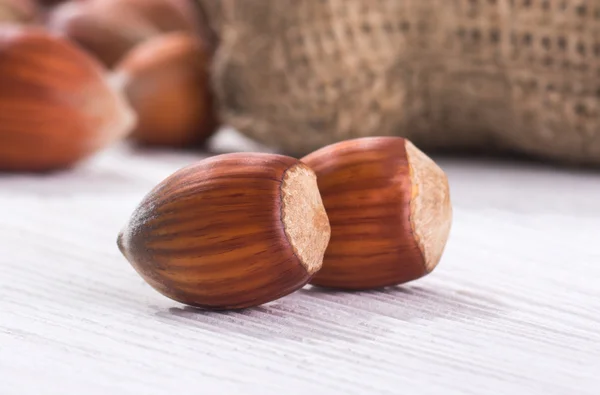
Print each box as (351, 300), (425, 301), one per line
(0, 26), (136, 172)
(0, 0), (39, 24)
(109, 0), (200, 34)
(36, 0), (68, 6)
(46, 0), (161, 67)
(46, 0), (201, 67)
(114, 32), (218, 147)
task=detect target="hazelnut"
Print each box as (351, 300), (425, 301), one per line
(0, 26), (135, 172)
(0, 0), (39, 24)
(302, 137), (453, 290)
(114, 32), (218, 147)
(46, 0), (160, 67)
(110, 0), (200, 35)
(46, 0), (201, 67)
(118, 153), (331, 310)
(36, 0), (67, 6)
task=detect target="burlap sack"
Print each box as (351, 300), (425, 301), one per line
(198, 0), (600, 165)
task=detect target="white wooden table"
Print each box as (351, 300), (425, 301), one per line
(1, 130), (599, 395)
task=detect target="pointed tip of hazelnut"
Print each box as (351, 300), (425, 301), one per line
(117, 230), (125, 255)
(404, 140), (453, 273)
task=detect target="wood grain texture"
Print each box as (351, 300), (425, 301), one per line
(1, 129), (599, 394)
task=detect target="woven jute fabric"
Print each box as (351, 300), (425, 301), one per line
(198, 0), (600, 165)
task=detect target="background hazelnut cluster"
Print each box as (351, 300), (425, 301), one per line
(0, 0), (219, 172)
(0, 1), (453, 311)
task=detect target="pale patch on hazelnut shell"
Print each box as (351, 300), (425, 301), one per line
(405, 140), (453, 272)
(281, 164), (331, 275)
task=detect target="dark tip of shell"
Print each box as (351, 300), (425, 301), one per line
(117, 230), (126, 256)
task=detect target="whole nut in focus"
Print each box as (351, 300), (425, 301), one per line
(0, 26), (135, 172)
(302, 137), (452, 290)
(114, 32), (218, 147)
(118, 153), (331, 310)
(0, 0), (38, 24)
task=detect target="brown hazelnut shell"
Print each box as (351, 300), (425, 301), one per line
(0, 0), (39, 24)
(111, 0), (200, 35)
(46, 0), (203, 68)
(114, 32), (218, 147)
(0, 26), (135, 172)
(46, 0), (160, 68)
(118, 153), (331, 310)
(302, 137), (452, 290)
